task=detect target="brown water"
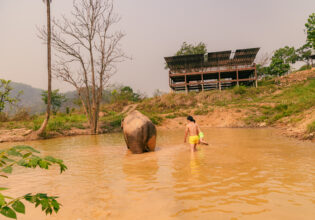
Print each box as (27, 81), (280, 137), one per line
(1, 128), (315, 220)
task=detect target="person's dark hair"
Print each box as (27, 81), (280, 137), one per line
(187, 115), (195, 123)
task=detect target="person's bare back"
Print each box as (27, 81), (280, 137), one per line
(186, 122), (199, 136)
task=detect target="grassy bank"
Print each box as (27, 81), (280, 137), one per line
(0, 113), (87, 131)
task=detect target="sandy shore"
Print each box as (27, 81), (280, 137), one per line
(157, 107), (315, 142)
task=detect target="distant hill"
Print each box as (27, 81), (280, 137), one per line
(5, 82), (80, 115)
(7, 82), (46, 114)
(4, 81), (117, 115)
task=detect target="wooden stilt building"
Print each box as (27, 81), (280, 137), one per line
(165, 48), (260, 92)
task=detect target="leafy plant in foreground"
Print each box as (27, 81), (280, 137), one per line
(0, 145), (67, 219)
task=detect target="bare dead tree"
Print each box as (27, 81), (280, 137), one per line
(39, 0), (126, 134)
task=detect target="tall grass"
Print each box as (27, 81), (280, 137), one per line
(32, 114), (88, 132)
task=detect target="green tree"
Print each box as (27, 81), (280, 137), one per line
(0, 145), (67, 219)
(41, 89), (67, 115)
(165, 41), (207, 69)
(256, 64), (270, 77)
(267, 57), (290, 76)
(267, 46), (298, 76)
(0, 79), (21, 113)
(37, 0), (52, 135)
(305, 13), (315, 49)
(274, 46), (299, 64)
(111, 86), (140, 102)
(175, 42), (207, 56)
(296, 43), (313, 66)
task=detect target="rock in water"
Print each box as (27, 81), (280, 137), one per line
(121, 110), (156, 154)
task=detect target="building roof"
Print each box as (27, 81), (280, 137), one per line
(165, 47), (260, 71)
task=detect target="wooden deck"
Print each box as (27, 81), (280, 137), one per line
(169, 65), (257, 92)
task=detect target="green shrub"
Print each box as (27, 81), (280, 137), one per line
(47, 118), (71, 132)
(165, 114), (177, 119)
(149, 115), (163, 125)
(214, 100), (227, 106)
(138, 111), (163, 125)
(307, 121), (315, 133)
(274, 104), (288, 112)
(109, 114), (124, 127)
(258, 77), (276, 86)
(194, 108), (211, 115)
(31, 114), (87, 132)
(233, 85), (247, 95)
(72, 123), (85, 129)
(165, 111), (188, 119)
(66, 114), (87, 123)
(299, 64), (312, 71)
(254, 115), (268, 123)
(32, 117), (42, 131)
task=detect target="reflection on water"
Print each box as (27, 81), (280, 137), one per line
(1, 128), (315, 219)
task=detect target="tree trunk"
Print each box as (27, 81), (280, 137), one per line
(89, 38), (97, 134)
(37, 0), (52, 135)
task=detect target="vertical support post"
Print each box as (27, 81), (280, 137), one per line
(185, 74), (188, 94)
(218, 72), (221, 91)
(169, 71), (171, 87)
(201, 73), (204, 92)
(236, 69), (239, 87)
(169, 70), (173, 93)
(254, 64), (258, 88)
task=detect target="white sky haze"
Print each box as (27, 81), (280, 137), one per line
(0, 0), (314, 95)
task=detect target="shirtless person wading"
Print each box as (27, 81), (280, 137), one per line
(184, 116), (200, 152)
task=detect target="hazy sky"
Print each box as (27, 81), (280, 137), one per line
(0, 0), (314, 95)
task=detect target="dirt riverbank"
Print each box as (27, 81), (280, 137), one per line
(157, 107), (315, 142)
(1, 109), (313, 143)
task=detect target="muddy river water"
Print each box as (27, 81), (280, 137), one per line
(1, 128), (315, 220)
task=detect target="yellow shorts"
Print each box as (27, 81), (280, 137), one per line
(189, 135), (199, 145)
